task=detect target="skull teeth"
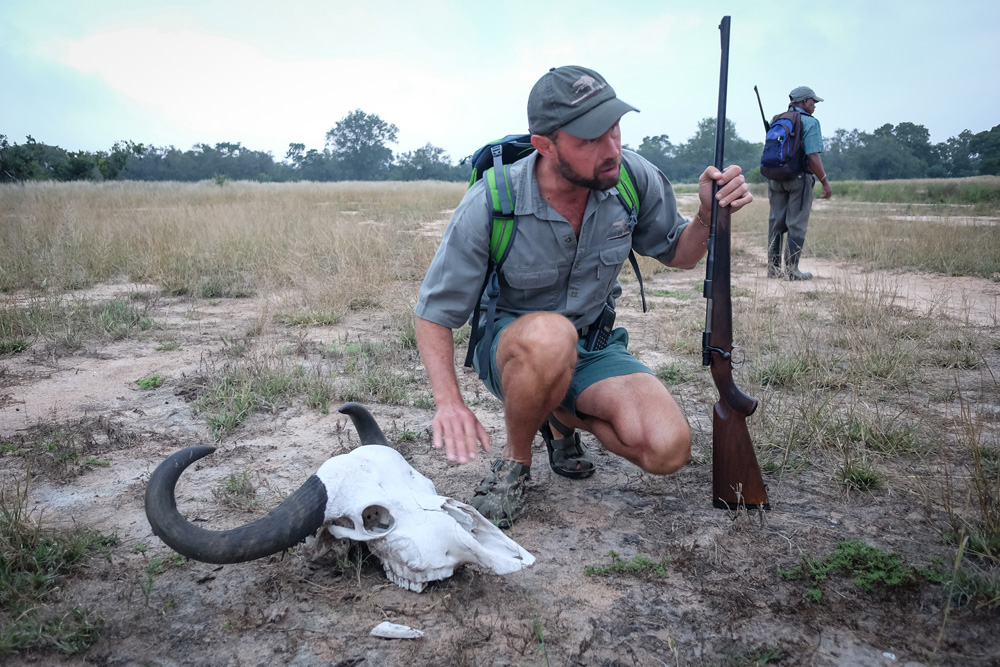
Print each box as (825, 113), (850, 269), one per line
(384, 567), (427, 593)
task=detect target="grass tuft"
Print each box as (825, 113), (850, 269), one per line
(1, 477), (118, 656)
(585, 550), (670, 578)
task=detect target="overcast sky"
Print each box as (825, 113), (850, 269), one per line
(3, 0), (998, 163)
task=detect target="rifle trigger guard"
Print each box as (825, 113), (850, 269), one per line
(730, 344), (748, 369)
(705, 344), (748, 368)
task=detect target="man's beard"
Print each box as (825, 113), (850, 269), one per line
(555, 152), (621, 191)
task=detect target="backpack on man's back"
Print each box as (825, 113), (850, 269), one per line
(760, 110), (810, 181)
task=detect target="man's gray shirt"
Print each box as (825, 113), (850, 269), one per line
(415, 149), (690, 331)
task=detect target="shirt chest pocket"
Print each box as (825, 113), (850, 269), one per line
(597, 240), (632, 291)
(502, 266), (561, 310)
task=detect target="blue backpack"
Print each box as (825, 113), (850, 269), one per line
(760, 110), (809, 181)
(461, 134), (647, 378)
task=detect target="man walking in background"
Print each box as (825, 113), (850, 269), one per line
(767, 86), (832, 280)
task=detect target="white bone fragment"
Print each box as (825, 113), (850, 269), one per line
(370, 621), (424, 639)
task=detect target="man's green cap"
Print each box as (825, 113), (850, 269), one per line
(527, 66), (638, 140)
(789, 86), (824, 103)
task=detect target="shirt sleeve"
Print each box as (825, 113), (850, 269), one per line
(622, 151), (690, 264)
(802, 116), (824, 155)
(414, 181), (492, 329)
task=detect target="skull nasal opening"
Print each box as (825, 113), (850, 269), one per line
(362, 505), (394, 534)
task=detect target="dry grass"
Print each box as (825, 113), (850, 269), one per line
(0, 179), (460, 306)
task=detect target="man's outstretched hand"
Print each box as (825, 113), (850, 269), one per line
(431, 401), (491, 465)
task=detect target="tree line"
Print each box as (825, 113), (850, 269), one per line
(3, 108), (998, 185)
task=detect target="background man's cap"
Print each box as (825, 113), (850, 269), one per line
(528, 66), (638, 140)
(789, 86), (824, 103)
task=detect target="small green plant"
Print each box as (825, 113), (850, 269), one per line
(155, 341), (181, 351)
(145, 553), (187, 577)
(344, 365), (409, 405)
(836, 460), (887, 492)
(753, 648), (783, 664)
(95, 299), (154, 340)
(0, 337), (29, 355)
(755, 355), (813, 387)
(726, 647), (785, 666)
(650, 289), (692, 300)
(44, 431), (80, 469)
(137, 374), (164, 390)
(277, 309), (344, 326)
(656, 363), (693, 385)
(922, 554), (1000, 610)
(212, 471), (260, 511)
(779, 539), (916, 602)
(413, 394), (435, 410)
(141, 553), (187, 604)
(84, 457), (111, 468)
(306, 382), (336, 414)
(585, 550), (670, 578)
(532, 617), (551, 667)
(398, 430), (419, 442)
(199, 274), (254, 299)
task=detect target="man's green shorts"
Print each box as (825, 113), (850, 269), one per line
(472, 316), (654, 417)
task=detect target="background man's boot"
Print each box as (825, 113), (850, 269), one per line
(767, 233), (784, 278)
(785, 235), (813, 281)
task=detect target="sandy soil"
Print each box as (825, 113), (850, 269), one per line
(2, 247), (999, 666)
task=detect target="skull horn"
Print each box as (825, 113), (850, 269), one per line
(338, 402), (389, 446)
(144, 446), (328, 564)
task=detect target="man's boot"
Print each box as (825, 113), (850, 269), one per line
(767, 233), (784, 278)
(785, 235), (813, 281)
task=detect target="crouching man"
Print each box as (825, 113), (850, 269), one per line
(414, 65), (752, 527)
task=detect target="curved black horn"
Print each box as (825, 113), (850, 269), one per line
(144, 446), (327, 564)
(338, 402), (389, 446)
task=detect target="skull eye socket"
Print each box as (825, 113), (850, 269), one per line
(362, 505), (394, 534)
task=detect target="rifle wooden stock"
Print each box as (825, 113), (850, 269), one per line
(706, 208), (768, 510)
(704, 16), (769, 510)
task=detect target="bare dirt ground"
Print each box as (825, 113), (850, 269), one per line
(2, 241), (1000, 666)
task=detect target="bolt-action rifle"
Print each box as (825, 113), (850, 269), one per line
(702, 16), (770, 510)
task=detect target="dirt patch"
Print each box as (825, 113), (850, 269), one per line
(2, 256), (999, 665)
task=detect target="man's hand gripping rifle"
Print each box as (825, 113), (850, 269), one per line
(702, 16), (770, 510)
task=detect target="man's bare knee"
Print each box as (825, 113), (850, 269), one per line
(638, 426), (691, 475)
(499, 313), (577, 373)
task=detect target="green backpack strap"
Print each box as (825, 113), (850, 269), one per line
(615, 162), (648, 313)
(464, 162), (518, 377)
(485, 163), (516, 262)
(617, 162), (640, 213)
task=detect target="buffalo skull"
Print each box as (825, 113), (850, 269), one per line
(144, 402), (534, 592)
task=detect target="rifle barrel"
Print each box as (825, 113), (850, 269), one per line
(714, 17), (730, 174)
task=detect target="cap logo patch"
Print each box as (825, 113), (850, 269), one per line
(571, 75), (606, 105)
